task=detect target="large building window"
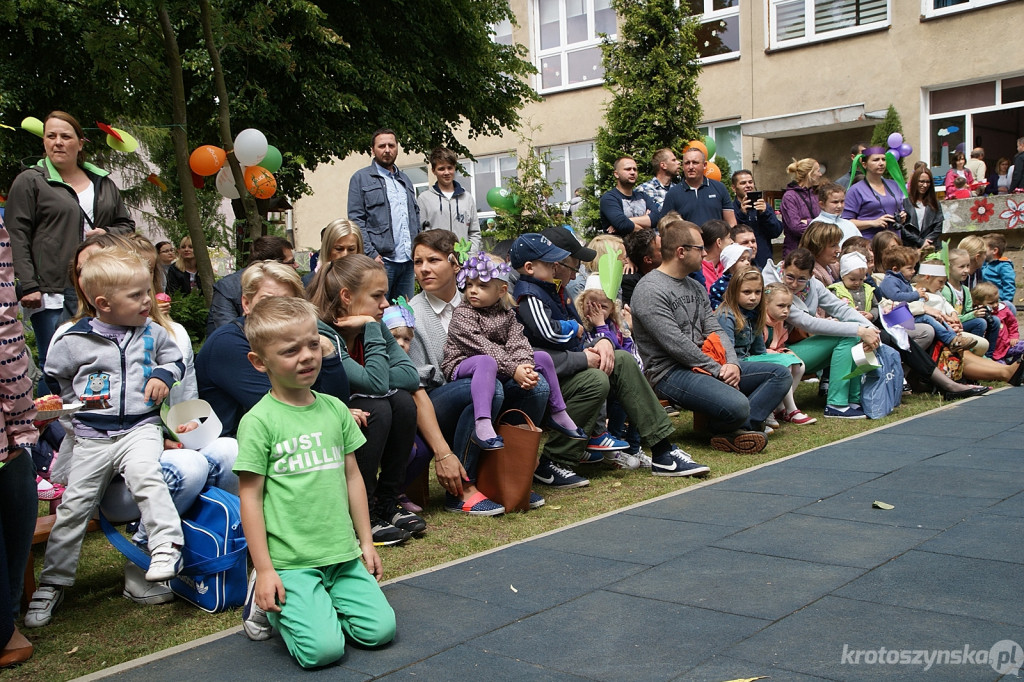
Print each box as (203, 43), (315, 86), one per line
(923, 0), (1012, 19)
(456, 153), (518, 216)
(925, 76), (1024, 176)
(768, 0), (888, 50)
(536, 0), (617, 93)
(686, 0), (740, 63)
(543, 141), (596, 205)
(698, 122), (742, 176)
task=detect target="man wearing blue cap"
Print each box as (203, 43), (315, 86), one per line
(511, 233), (709, 487)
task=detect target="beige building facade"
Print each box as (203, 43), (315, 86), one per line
(293, 0), (1024, 251)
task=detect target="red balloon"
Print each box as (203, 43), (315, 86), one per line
(704, 161), (722, 182)
(189, 145), (226, 176)
(244, 165), (277, 199)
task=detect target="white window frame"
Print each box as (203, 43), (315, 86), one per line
(767, 0), (890, 51)
(491, 18), (514, 46)
(689, 0), (741, 65)
(541, 141), (597, 206)
(698, 120), (743, 175)
(922, 0), (1012, 20)
(533, 0), (617, 94)
(922, 75), (1024, 171)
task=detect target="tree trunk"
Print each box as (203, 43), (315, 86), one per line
(157, 0), (214, 305)
(200, 0), (263, 252)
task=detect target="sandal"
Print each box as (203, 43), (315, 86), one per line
(444, 491), (505, 516)
(784, 409), (817, 425)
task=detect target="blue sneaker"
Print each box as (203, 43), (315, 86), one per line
(578, 448), (606, 464)
(823, 404), (867, 419)
(528, 491), (546, 509)
(533, 457), (590, 488)
(651, 447), (710, 477)
(587, 432), (629, 452)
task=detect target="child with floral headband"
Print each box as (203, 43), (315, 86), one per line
(441, 252), (587, 450)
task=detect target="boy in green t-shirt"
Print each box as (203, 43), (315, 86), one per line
(234, 297), (395, 669)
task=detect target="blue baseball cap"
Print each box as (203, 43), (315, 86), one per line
(509, 233), (571, 269)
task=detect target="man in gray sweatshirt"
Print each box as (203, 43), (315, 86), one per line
(630, 217), (791, 454)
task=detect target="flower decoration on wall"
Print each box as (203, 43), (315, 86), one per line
(970, 198), (994, 223)
(999, 199), (1024, 230)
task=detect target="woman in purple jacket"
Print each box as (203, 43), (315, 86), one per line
(780, 158), (822, 255)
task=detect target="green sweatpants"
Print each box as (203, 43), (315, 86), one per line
(269, 558), (396, 669)
(788, 335), (861, 406)
(544, 351), (673, 466)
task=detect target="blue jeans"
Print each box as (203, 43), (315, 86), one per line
(914, 314), (956, 345)
(655, 361), (791, 433)
(963, 316), (1000, 358)
(428, 375), (549, 482)
(383, 260), (415, 301)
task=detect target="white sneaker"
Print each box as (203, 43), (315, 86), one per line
(634, 450), (653, 468)
(25, 585), (63, 628)
(604, 450), (641, 470)
(146, 543), (182, 581)
(764, 414), (780, 429)
(124, 562), (174, 605)
(243, 570), (274, 641)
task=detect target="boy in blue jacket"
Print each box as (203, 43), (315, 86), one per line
(982, 233), (1017, 311)
(27, 249), (185, 628)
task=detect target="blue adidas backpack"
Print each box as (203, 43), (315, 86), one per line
(101, 486), (248, 613)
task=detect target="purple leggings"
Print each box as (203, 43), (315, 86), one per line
(454, 351), (566, 422)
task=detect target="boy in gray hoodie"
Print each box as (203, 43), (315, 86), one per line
(26, 249), (185, 628)
(417, 147), (480, 250)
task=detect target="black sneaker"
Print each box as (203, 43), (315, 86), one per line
(370, 515), (412, 546)
(379, 500), (427, 535)
(651, 446), (710, 477)
(533, 457), (590, 488)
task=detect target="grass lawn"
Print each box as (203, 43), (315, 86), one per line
(6, 382), (952, 681)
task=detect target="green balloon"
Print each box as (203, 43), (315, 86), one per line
(261, 145), (283, 173)
(486, 186), (515, 212)
(703, 135), (717, 160)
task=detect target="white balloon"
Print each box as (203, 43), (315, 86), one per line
(233, 128), (268, 167)
(216, 166), (240, 199)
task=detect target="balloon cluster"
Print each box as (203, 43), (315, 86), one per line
(885, 132), (913, 160)
(685, 136), (722, 182)
(189, 128), (283, 200)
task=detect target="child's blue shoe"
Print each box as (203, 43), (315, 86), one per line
(444, 491), (505, 516)
(471, 433), (504, 450)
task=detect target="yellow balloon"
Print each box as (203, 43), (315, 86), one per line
(21, 116), (44, 137)
(106, 128), (139, 153)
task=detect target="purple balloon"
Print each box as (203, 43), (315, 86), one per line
(887, 132), (903, 148)
(899, 143), (912, 158)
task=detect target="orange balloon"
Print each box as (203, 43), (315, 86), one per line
(244, 165), (277, 199)
(189, 145), (226, 176)
(704, 161), (722, 182)
(685, 140), (708, 160)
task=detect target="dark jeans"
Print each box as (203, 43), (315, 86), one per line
(963, 316), (1000, 358)
(383, 260), (415, 302)
(655, 361), (791, 433)
(427, 376), (549, 482)
(0, 452), (36, 622)
(349, 390), (417, 505)
(26, 287), (77, 395)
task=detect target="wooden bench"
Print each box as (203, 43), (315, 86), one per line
(22, 514), (100, 611)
